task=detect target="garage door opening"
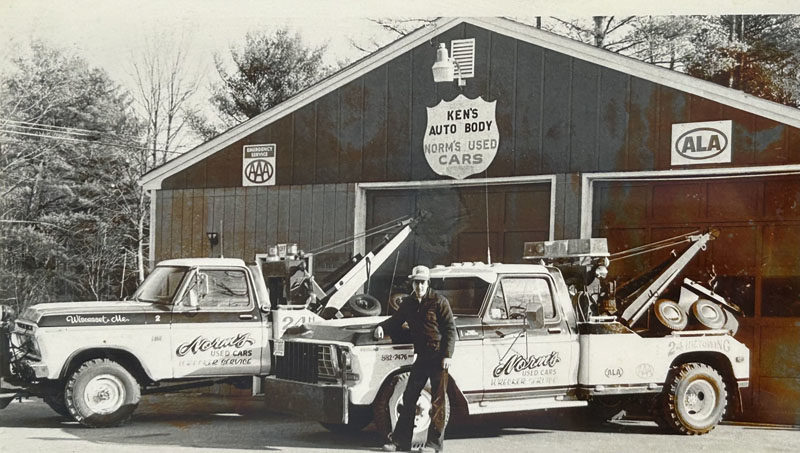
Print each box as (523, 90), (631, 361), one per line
(363, 183), (551, 309)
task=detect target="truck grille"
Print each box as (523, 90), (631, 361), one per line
(274, 342), (341, 384)
(274, 342), (319, 383)
(317, 345), (339, 381)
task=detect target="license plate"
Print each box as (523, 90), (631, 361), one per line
(273, 339), (284, 357)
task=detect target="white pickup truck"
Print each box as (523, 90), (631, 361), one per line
(0, 257), (325, 427)
(0, 217), (416, 427)
(263, 234), (750, 446)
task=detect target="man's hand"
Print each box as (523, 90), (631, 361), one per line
(442, 357), (452, 370)
(373, 325), (384, 340)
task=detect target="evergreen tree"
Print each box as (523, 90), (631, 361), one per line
(199, 27), (331, 135)
(0, 41), (143, 311)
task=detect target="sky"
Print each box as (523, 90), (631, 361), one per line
(4, 0), (797, 84)
(1, 0), (797, 146)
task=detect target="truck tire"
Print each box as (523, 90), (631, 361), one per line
(43, 392), (70, 418)
(344, 294), (382, 317)
(659, 362), (727, 435)
(373, 371), (449, 449)
(691, 299), (726, 330)
(654, 298), (688, 331)
(64, 358), (141, 428)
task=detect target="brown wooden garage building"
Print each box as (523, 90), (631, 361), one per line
(140, 17), (800, 424)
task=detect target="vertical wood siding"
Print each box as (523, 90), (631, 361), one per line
(160, 23), (800, 190)
(154, 184), (355, 262)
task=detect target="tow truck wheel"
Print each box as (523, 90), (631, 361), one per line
(43, 392), (70, 418)
(373, 371), (450, 449)
(660, 362), (727, 435)
(65, 358), (141, 427)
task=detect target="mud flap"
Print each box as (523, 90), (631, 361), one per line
(735, 387), (744, 414)
(0, 322), (10, 378)
(0, 380), (24, 410)
(0, 392), (18, 409)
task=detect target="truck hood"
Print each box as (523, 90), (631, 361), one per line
(20, 300), (169, 327)
(283, 316), (388, 346)
(282, 315), (481, 346)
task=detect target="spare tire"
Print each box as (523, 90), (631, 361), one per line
(654, 298), (688, 331)
(343, 294), (382, 317)
(692, 299), (726, 329)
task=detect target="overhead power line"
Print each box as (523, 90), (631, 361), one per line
(0, 119), (190, 155)
(3, 119), (144, 142)
(0, 128), (186, 156)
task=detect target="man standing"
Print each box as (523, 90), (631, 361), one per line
(374, 265), (457, 453)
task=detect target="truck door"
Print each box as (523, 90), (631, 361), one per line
(170, 267), (263, 378)
(481, 275), (575, 401)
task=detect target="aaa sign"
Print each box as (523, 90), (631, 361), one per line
(424, 95), (499, 180)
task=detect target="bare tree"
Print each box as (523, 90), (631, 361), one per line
(129, 30), (200, 168)
(128, 30), (201, 282)
(546, 16), (637, 51)
(348, 19), (435, 54)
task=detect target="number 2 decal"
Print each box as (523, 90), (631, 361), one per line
(155, 315), (161, 322)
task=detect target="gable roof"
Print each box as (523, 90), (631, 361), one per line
(140, 16), (800, 190)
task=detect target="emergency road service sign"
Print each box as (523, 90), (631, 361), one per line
(423, 94), (498, 180)
(242, 144), (276, 186)
(671, 120), (732, 166)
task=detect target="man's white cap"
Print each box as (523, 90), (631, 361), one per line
(408, 265), (431, 281)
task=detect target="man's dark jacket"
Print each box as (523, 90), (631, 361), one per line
(378, 288), (457, 358)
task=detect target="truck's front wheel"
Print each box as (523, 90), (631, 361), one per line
(373, 371), (449, 449)
(43, 392), (70, 418)
(660, 362), (727, 435)
(65, 358), (141, 427)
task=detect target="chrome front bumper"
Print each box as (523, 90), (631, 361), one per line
(262, 376), (348, 424)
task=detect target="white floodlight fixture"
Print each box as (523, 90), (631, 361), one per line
(431, 43), (455, 83)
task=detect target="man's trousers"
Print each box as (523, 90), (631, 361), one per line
(392, 353), (449, 450)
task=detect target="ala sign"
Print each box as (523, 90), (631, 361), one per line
(423, 94), (499, 180)
(671, 120), (732, 166)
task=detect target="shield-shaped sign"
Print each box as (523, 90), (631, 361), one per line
(423, 94), (499, 180)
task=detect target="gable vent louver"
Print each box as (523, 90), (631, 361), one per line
(450, 38), (475, 79)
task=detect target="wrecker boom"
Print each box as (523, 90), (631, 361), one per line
(322, 217), (415, 312)
(619, 230), (717, 327)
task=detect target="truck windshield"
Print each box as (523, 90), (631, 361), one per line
(430, 277), (489, 316)
(132, 266), (189, 304)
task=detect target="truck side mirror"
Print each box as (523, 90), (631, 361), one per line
(187, 288), (199, 308)
(181, 272), (208, 309)
(197, 272), (209, 298)
(526, 303), (545, 330)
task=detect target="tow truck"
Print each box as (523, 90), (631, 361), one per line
(262, 229), (749, 446)
(0, 216), (417, 427)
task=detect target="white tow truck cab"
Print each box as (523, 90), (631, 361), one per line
(264, 231), (750, 445)
(0, 217), (417, 427)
